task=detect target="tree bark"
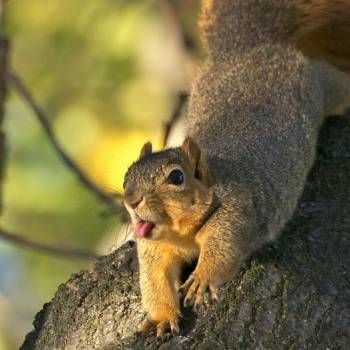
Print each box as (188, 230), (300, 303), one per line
(21, 117), (350, 349)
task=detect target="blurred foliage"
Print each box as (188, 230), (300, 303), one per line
(0, 0), (197, 348)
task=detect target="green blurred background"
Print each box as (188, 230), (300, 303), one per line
(0, 0), (198, 348)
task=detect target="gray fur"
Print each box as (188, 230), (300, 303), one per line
(200, 0), (299, 59)
(124, 0), (350, 318)
(187, 43), (350, 252)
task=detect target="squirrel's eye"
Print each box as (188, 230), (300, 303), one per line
(167, 169), (184, 186)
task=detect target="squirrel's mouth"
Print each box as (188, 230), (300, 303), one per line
(134, 220), (155, 239)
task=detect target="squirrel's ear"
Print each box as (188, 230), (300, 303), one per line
(181, 137), (201, 167)
(139, 142), (153, 159)
(181, 137), (214, 187)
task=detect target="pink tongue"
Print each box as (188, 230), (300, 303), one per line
(135, 221), (155, 239)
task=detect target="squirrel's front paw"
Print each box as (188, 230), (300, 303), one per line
(138, 317), (180, 338)
(179, 272), (219, 310)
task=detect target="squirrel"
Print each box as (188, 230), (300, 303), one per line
(123, 0), (350, 337)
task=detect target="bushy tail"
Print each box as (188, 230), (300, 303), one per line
(294, 0), (350, 72)
(199, 0), (350, 71)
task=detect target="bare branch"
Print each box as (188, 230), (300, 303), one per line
(0, 37), (8, 215)
(6, 71), (122, 213)
(0, 227), (98, 260)
(163, 91), (188, 147)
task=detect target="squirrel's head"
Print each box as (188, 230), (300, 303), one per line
(123, 137), (216, 241)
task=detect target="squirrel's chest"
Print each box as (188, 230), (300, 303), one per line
(138, 237), (200, 263)
(171, 240), (200, 262)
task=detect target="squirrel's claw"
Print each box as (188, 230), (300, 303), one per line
(138, 319), (154, 336)
(156, 319), (180, 338)
(209, 284), (219, 304)
(156, 321), (169, 337)
(170, 319), (180, 335)
(182, 276), (200, 307)
(138, 318), (180, 338)
(180, 274), (219, 309)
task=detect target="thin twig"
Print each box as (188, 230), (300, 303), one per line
(163, 91), (188, 147)
(0, 228), (98, 260)
(0, 37), (8, 216)
(6, 70), (122, 212)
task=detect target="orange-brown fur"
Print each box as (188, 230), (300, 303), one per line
(294, 0), (350, 71)
(200, 0), (350, 71)
(124, 138), (220, 335)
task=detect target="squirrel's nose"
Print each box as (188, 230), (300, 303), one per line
(126, 195), (144, 209)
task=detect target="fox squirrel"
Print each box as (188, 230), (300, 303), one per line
(123, 0), (350, 337)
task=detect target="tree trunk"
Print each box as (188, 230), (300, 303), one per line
(21, 117), (350, 349)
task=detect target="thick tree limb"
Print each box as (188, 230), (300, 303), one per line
(6, 71), (122, 212)
(21, 118), (350, 349)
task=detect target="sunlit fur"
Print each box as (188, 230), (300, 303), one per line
(124, 141), (218, 331)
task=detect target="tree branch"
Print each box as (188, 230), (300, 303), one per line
(163, 91), (188, 147)
(0, 227), (98, 260)
(0, 37), (8, 214)
(6, 71), (122, 212)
